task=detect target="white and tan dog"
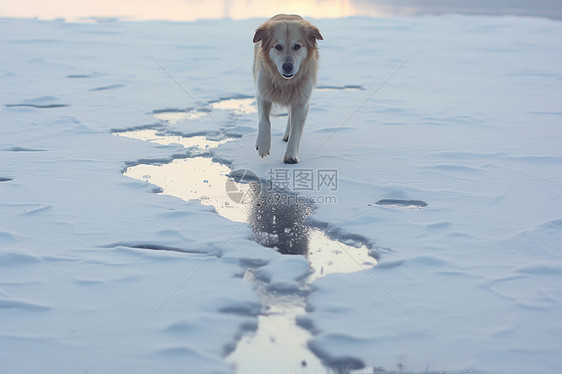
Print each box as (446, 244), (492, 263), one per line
(253, 14), (323, 163)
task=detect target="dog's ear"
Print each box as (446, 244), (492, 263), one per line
(305, 25), (323, 48)
(308, 25), (323, 41)
(253, 25), (271, 48)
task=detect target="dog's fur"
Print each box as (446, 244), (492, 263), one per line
(253, 14), (323, 163)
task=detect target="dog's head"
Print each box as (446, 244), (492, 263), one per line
(253, 16), (323, 80)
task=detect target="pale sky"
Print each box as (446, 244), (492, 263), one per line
(1, 0), (560, 21)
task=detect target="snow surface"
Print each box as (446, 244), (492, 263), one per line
(1, 14), (562, 374)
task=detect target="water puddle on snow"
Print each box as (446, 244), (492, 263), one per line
(114, 129), (231, 150)
(230, 269), (324, 373)
(153, 97), (256, 124)
(115, 125), (377, 373)
(209, 97), (256, 114)
(120, 131), (376, 278)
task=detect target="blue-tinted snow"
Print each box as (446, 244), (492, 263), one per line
(1, 15), (562, 374)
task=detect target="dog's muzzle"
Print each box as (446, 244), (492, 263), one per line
(281, 62), (294, 79)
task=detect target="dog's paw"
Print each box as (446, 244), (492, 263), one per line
(255, 137), (271, 158)
(283, 156), (299, 164)
(256, 146), (270, 158)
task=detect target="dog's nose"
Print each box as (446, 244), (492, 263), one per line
(282, 62), (293, 73)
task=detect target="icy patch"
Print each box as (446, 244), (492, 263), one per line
(115, 129), (239, 219)
(125, 157), (243, 222)
(209, 97), (256, 115)
(114, 129), (232, 151)
(115, 129), (375, 271)
(153, 109), (209, 123)
(153, 96), (256, 124)
(115, 128), (377, 373)
(307, 230), (376, 282)
(123, 147), (376, 279)
(229, 236), (375, 373)
(247, 185), (375, 280)
(229, 268), (324, 374)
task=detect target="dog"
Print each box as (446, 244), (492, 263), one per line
(253, 14), (323, 163)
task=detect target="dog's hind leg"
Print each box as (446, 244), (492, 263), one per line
(283, 102), (309, 164)
(255, 97), (272, 158)
(283, 107), (291, 142)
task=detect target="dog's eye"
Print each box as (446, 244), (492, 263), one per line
(275, 44), (283, 51)
(294, 44), (301, 51)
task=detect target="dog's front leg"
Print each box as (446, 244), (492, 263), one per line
(283, 102), (309, 164)
(255, 97), (272, 158)
(283, 106), (291, 142)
